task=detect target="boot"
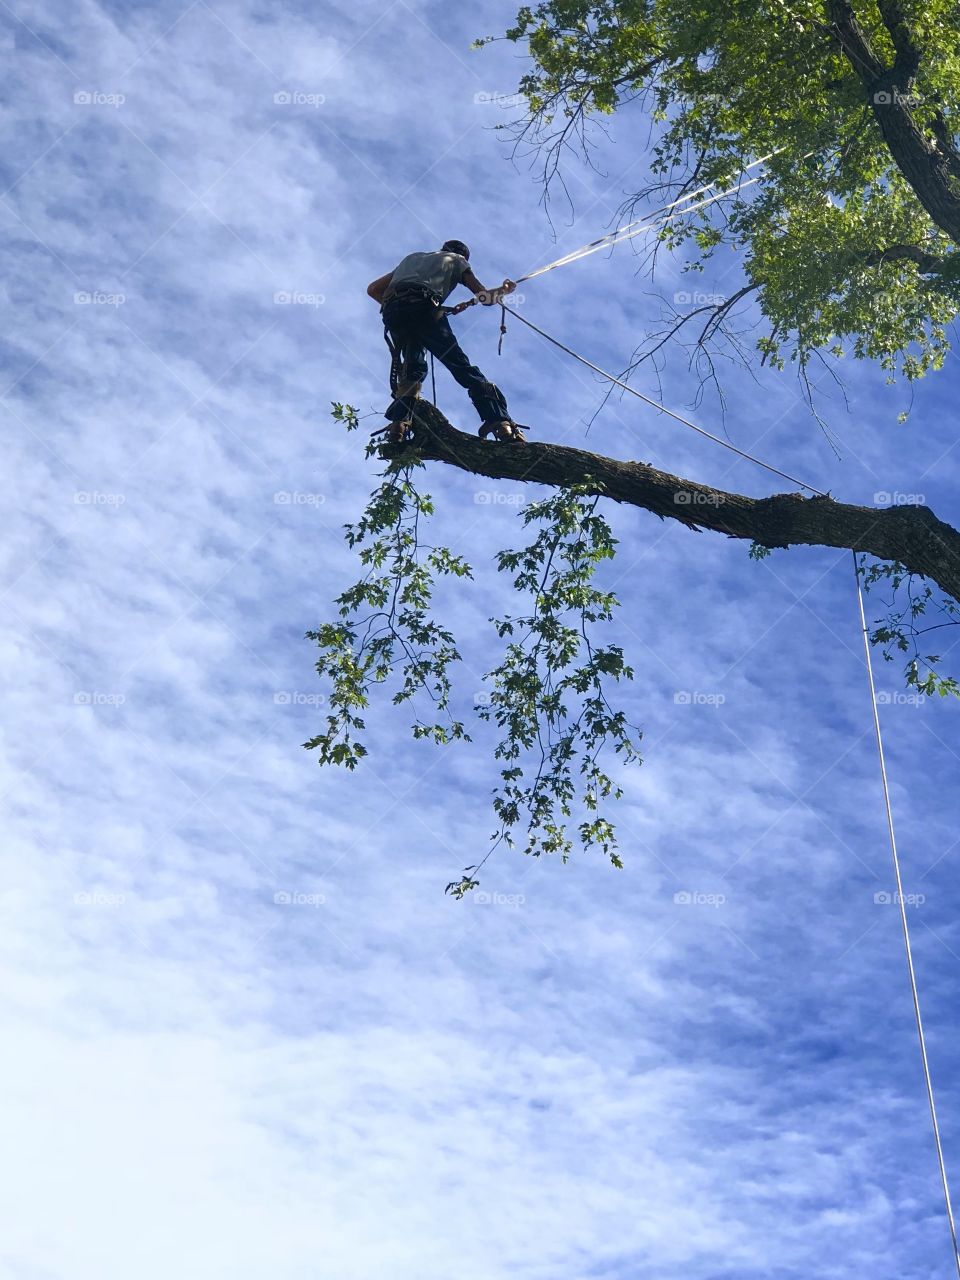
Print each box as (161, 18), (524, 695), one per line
(479, 419), (527, 444)
(387, 416), (415, 444)
(371, 417), (415, 445)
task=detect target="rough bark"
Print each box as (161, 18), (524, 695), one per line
(827, 0), (960, 243)
(383, 401), (960, 604)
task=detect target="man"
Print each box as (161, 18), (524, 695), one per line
(367, 239), (525, 443)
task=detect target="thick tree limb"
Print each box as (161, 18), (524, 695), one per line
(862, 243), (952, 275)
(384, 401), (960, 604)
(875, 0), (921, 80)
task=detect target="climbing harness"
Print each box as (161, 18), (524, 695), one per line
(381, 286), (439, 437)
(382, 285), (514, 443)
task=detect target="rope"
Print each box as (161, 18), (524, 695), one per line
(429, 136), (959, 1263)
(508, 308), (826, 494)
(854, 557), (960, 1278)
(515, 155), (774, 283)
(497, 305), (960, 1264)
(442, 156), (773, 320)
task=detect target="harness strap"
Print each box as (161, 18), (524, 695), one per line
(383, 325), (401, 395)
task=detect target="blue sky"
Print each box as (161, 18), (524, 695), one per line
(2, 1), (960, 1277)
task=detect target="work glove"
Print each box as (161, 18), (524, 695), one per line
(479, 279), (517, 306)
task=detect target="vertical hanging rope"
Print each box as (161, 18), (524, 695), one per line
(853, 553), (960, 1278)
(430, 352), (436, 406)
(485, 304), (959, 1268)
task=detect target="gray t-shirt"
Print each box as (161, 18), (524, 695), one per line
(388, 250), (468, 303)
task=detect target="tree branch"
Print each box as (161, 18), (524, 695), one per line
(861, 242), (951, 274)
(384, 402), (960, 605)
(876, 0), (921, 80)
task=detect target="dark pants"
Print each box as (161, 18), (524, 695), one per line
(382, 293), (509, 425)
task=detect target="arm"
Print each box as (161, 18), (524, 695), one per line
(462, 267), (488, 297)
(366, 272), (394, 305)
(462, 267), (517, 305)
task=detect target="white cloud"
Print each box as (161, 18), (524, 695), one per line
(1, 1), (960, 1277)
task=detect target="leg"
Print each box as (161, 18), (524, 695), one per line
(383, 302), (430, 422)
(385, 340), (428, 421)
(423, 314), (510, 424)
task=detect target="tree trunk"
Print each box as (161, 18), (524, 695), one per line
(827, 0), (960, 243)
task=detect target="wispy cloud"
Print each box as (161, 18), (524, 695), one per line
(2, 2), (960, 1278)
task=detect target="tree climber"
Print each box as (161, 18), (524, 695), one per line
(367, 239), (525, 444)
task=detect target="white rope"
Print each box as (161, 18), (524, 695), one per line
(501, 304), (960, 1269)
(449, 152), (780, 313)
(451, 173), (766, 314)
(444, 136), (960, 1261)
(516, 154), (776, 283)
(854, 559), (960, 1279)
(508, 308), (825, 493)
